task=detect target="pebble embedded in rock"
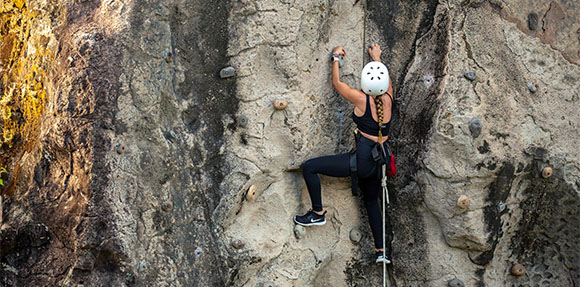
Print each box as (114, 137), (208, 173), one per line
(238, 115), (249, 128)
(273, 98), (288, 110)
(464, 71), (476, 81)
(194, 247), (203, 257)
(116, 143), (126, 154)
(294, 224), (306, 239)
(457, 195), (470, 209)
(349, 228), (362, 243)
(448, 278), (465, 287)
(469, 118), (482, 138)
(541, 167), (553, 178)
(220, 66), (235, 78)
(527, 12), (538, 31)
(246, 185), (257, 201)
(231, 240), (245, 249)
(527, 82), (537, 93)
(511, 263), (526, 276)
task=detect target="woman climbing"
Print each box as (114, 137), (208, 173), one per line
(293, 44), (394, 264)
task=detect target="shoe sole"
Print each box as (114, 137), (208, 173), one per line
(293, 216), (326, 226)
(375, 259), (391, 264)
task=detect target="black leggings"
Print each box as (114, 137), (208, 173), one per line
(302, 137), (388, 249)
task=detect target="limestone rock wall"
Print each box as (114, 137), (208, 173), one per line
(0, 0), (579, 286)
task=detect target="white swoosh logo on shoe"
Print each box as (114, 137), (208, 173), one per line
(310, 218), (321, 223)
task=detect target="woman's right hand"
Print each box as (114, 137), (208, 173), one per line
(369, 44), (381, 62)
(333, 46), (346, 56)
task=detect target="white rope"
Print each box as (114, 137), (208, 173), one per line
(381, 164), (388, 287)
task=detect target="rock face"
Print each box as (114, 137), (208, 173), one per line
(1, 0), (579, 286)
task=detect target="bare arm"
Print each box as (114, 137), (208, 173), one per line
(369, 44), (394, 99)
(331, 46), (364, 105)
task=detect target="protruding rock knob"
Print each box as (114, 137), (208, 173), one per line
(294, 224), (306, 239)
(511, 263), (526, 276)
(273, 98), (288, 110)
(541, 167), (552, 178)
(246, 185), (257, 202)
(349, 228), (362, 243)
(448, 278), (465, 287)
(464, 71), (476, 81)
(469, 118), (482, 138)
(527, 82), (538, 93)
(231, 240), (245, 249)
(457, 196), (470, 209)
(220, 66), (235, 78)
(238, 115), (249, 128)
(116, 143), (127, 154)
(161, 200), (173, 212)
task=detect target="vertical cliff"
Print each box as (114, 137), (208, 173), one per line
(1, 0), (579, 286)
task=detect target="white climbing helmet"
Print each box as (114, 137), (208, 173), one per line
(361, 62), (389, 96)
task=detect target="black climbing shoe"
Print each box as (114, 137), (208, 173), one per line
(375, 251), (391, 264)
(293, 210), (326, 226)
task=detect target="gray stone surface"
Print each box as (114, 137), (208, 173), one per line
(1, 0), (579, 286)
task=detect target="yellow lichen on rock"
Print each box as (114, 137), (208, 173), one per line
(0, 0), (50, 147)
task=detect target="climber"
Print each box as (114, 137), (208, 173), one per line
(294, 44), (394, 264)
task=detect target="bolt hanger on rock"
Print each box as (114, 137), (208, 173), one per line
(246, 185), (258, 201)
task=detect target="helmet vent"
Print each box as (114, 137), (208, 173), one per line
(367, 72), (371, 75)
(380, 72), (384, 74)
(380, 89), (383, 92)
(378, 77), (381, 80)
(370, 67), (374, 70)
(371, 77), (374, 80)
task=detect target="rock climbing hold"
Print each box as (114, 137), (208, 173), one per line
(527, 82), (537, 93)
(273, 98), (288, 110)
(194, 247), (203, 257)
(527, 13), (538, 31)
(294, 224), (306, 239)
(448, 278), (465, 287)
(349, 228), (362, 243)
(165, 52), (173, 64)
(231, 239), (245, 249)
(246, 185), (258, 202)
(464, 71), (476, 81)
(238, 115), (249, 128)
(497, 201), (506, 213)
(457, 195), (470, 209)
(423, 74), (435, 88)
(541, 167), (552, 178)
(136, 261), (147, 272)
(220, 66), (235, 79)
(161, 200), (173, 212)
(511, 263), (526, 276)
(469, 118), (482, 138)
(116, 143), (126, 154)
(164, 130), (177, 143)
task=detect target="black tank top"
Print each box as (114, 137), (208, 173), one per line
(352, 93), (393, 137)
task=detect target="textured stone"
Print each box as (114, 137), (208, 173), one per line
(464, 71), (476, 81)
(527, 13), (538, 31)
(448, 278), (465, 287)
(349, 228), (362, 243)
(293, 224), (306, 239)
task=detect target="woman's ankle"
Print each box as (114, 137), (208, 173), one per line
(313, 210), (324, 215)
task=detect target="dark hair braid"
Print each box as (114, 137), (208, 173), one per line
(373, 95), (384, 138)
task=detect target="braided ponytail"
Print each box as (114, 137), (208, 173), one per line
(373, 95), (384, 140)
